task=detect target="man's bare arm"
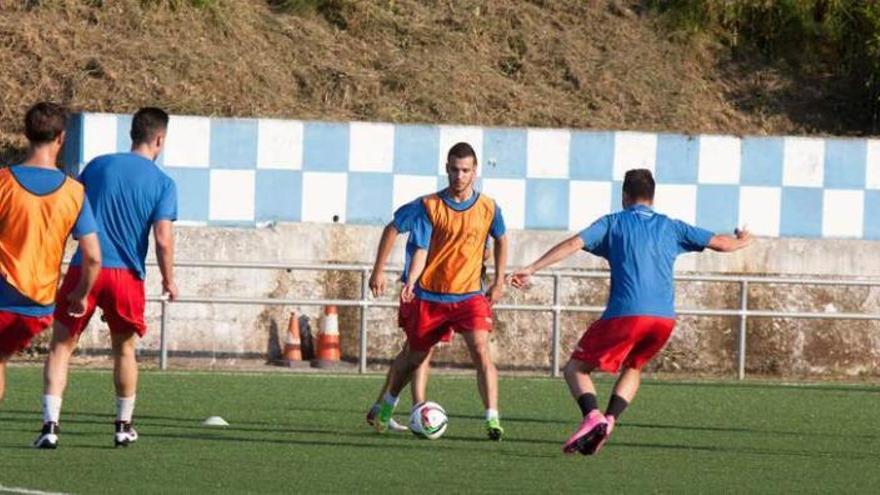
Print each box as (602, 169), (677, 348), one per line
(153, 220), (178, 301)
(508, 234), (585, 289)
(708, 228), (753, 253)
(67, 233), (101, 317)
(370, 223), (400, 297)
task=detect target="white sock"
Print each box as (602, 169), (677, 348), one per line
(486, 408), (499, 421)
(116, 396), (136, 423)
(42, 395), (62, 424)
(382, 392), (398, 408)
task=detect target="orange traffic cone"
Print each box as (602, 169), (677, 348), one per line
(316, 305), (341, 363)
(282, 312), (302, 361)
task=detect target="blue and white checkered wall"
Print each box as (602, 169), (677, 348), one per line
(64, 112), (880, 239)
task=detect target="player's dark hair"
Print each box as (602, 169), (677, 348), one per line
(24, 102), (68, 145)
(130, 107), (169, 145)
(447, 142), (478, 165)
(623, 168), (655, 201)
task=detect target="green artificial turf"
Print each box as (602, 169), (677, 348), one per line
(0, 367), (878, 494)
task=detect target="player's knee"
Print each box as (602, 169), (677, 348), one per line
(563, 360), (576, 379)
(405, 350), (429, 368)
(471, 345), (493, 368)
(473, 344), (490, 360)
(49, 327), (77, 351)
(563, 359), (588, 378)
(113, 342), (137, 359)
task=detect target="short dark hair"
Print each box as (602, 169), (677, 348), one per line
(24, 102), (68, 145)
(130, 107), (169, 144)
(447, 142), (478, 165)
(623, 169), (655, 201)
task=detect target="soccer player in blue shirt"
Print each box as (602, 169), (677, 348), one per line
(37, 108), (178, 449)
(365, 235), (446, 433)
(509, 169), (752, 455)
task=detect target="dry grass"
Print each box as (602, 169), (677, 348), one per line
(0, 0), (864, 162)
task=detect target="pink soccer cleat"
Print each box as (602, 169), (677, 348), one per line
(583, 414), (616, 456)
(562, 410), (608, 455)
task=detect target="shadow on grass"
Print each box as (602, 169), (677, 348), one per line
(642, 380), (880, 395)
(611, 441), (880, 461)
(129, 430), (552, 457)
(446, 412), (567, 425)
(623, 422), (879, 441)
(0, 443), (115, 451)
(8, 430), (870, 462)
(7, 407), (877, 448)
(0, 426), (100, 437)
(0, 409), (196, 423)
(5, 409), (876, 461)
(0, 411), (561, 450)
(23, 407), (572, 429)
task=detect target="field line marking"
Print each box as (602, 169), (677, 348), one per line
(0, 485), (70, 495)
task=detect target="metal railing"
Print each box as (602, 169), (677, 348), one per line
(140, 261), (880, 379)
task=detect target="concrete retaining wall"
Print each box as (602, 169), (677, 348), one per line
(48, 223), (880, 378)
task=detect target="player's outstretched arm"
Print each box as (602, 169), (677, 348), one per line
(508, 234), (585, 289)
(401, 247), (427, 303)
(68, 233), (101, 317)
(154, 220), (178, 301)
(486, 234), (508, 304)
(708, 227), (754, 253)
(370, 222), (400, 297)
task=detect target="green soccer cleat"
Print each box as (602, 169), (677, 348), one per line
(486, 418), (504, 441)
(374, 402), (395, 433)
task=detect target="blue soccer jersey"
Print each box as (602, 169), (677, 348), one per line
(579, 204), (714, 320)
(70, 152), (177, 280)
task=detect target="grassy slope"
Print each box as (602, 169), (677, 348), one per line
(0, 0), (857, 163)
(0, 367), (878, 493)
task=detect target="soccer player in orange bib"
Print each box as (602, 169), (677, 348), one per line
(509, 169), (752, 455)
(366, 237), (492, 433)
(0, 102), (101, 405)
(374, 142), (508, 440)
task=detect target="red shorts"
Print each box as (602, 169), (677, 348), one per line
(54, 267), (147, 337)
(405, 295), (493, 352)
(398, 297), (453, 345)
(570, 316), (676, 373)
(0, 311), (53, 356)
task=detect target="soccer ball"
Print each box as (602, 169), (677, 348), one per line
(409, 402), (448, 440)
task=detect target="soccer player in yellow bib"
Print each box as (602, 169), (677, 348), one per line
(373, 142), (509, 440)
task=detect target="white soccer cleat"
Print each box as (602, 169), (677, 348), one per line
(33, 422), (59, 449)
(388, 417), (410, 433)
(367, 404), (409, 433)
(114, 421), (139, 448)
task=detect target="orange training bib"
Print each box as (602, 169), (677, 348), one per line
(0, 168), (85, 304)
(418, 193), (495, 295)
